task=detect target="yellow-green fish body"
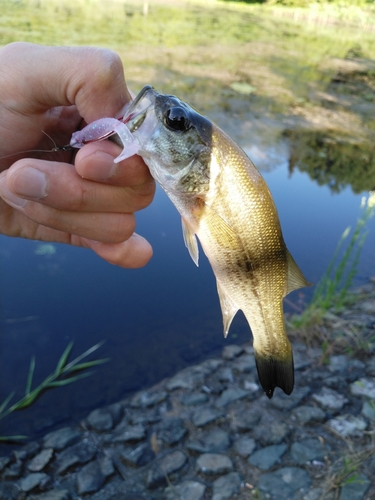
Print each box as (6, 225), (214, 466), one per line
(127, 86), (310, 398)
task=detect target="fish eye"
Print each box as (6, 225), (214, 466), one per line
(164, 107), (191, 132)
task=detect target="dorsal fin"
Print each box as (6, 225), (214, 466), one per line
(285, 250), (312, 296)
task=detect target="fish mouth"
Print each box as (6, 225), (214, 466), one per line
(124, 85), (157, 133)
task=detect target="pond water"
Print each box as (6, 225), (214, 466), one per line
(1, 122), (374, 444)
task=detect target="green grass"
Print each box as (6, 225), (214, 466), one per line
(291, 192), (375, 330)
(0, 342), (108, 442)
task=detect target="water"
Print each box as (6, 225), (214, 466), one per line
(1, 129), (374, 445)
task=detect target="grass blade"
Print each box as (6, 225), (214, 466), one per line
(47, 372), (94, 386)
(66, 358), (110, 372)
(25, 356), (36, 395)
(0, 392), (15, 415)
(0, 435), (28, 442)
(55, 341), (74, 375)
(64, 341), (105, 372)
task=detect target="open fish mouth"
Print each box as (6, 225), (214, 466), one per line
(124, 85), (157, 133)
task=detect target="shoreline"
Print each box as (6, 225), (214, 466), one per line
(1, 280), (374, 500)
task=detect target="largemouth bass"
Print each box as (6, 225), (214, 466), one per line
(72, 85), (311, 398)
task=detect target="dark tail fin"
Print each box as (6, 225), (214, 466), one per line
(254, 350), (294, 398)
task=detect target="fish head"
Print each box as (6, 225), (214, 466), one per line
(126, 86), (213, 195)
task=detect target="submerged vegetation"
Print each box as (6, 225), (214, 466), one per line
(0, 343), (108, 442)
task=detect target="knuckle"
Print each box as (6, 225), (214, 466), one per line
(90, 49), (124, 92)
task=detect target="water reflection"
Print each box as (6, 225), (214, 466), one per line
(285, 129), (375, 194)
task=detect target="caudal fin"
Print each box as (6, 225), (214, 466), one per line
(254, 350), (294, 398)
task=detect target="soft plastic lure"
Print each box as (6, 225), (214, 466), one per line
(70, 117), (139, 163)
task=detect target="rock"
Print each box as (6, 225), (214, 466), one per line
(192, 407), (222, 427)
(87, 408), (114, 431)
(311, 387), (348, 413)
(0, 481), (20, 500)
(112, 424), (146, 443)
(187, 428), (231, 453)
(233, 354), (255, 372)
(248, 443), (288, 470)
(253, 420), (290, 445)
(232, 436), (256, 460)
(164, 480), (206, 500)
(43, 427), (81, 451)
(212, 472), (242, 500)
(358, 299), (375, 314)
(216, 367), (234, 382)
(243, 380), (260, 395)
(293, 351), (312, 370)
(131, 390), (168, 408)
(196, 453), (233, 476)
(28, 490), (71, 500)
(350, 377), (375, 399)
(55, 440), (97, 474)
(19, 472), (49, 492)
(0, 455), (11, 472)
(157, 417), (187, 445)
(290, 438), (327, 464)
(258, 467), (312, 499)
(147, 450), (187, 488)
(292, 405), (326, 424)
(270, 386), (311, 410)
(180, 392), (208, 406)
(215, 387), (248, 408)
(303, 488), (324, 500)
(120, 443), (155, 467)
(77, 460), (105, 494)
(222, 344), (243, 360)
(98, 454), (114, 477)
(15, 441), (40, 460)
(361, 400), (375, 420)
(27, 448), (54, 472)
(327, 355), (349, 372)
(340, 474), (371, 500)
(366, 358), (375, 376)
(327, 414), (367, 437)
(166, 363), (216, 391)
(229, 408), (261, 432)
(2, 459), (23, 479)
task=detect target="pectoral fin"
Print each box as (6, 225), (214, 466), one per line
(182, 218), (199, 266)
(201, 203), (239, 250)
(285, 250), (312, 295)
(216, 280), (239, 338)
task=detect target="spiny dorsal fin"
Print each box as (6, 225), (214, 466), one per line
(216, 280), (239, 338)
(285, 250), (312, 296)
(181, 218), (199, 266)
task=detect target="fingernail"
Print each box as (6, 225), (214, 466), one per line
(11, 166), (48, 199)
(0, 176), (28, 208)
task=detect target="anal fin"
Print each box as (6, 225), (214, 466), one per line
(216, 280), (239, 338)
(254, 349), (294, 398)
(181, 218), (199, 266)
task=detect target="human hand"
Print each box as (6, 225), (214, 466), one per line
(0, 42), (155, 268)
